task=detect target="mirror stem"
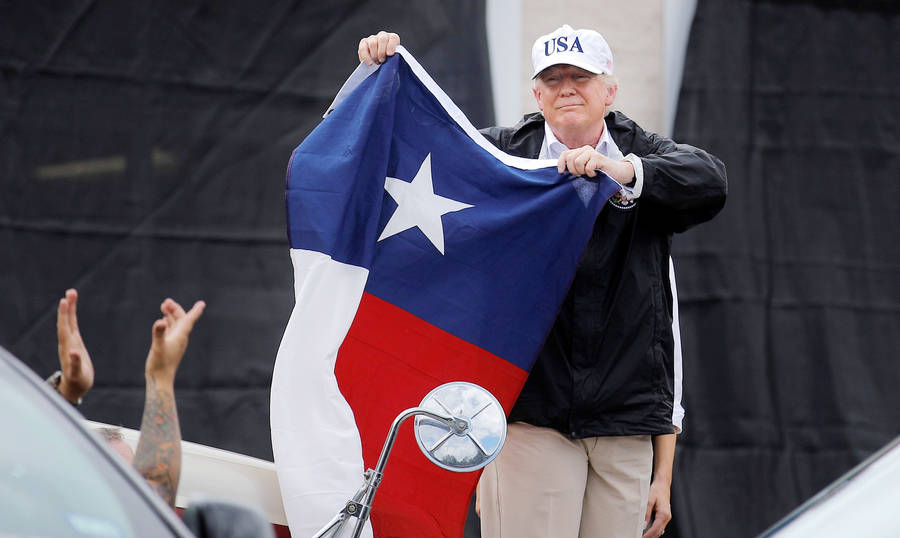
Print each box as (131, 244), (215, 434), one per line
(347, 407), (454, 538)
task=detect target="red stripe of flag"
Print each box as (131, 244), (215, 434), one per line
(336, 292), (528, 537)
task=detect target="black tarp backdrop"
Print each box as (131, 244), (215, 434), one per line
(0, 1), (493, 463)
(671, 0), (900, 536)
(5, 1), (899, 536)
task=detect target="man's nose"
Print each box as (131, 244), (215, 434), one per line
(559, 81), (576, 95)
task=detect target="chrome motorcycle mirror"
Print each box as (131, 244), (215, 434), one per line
(312, 381), (507, 538)
(414, 381), (507, 472)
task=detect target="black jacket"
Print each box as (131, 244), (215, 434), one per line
(480, 111), (726, 437)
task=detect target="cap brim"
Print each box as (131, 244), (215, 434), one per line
(532, 58), (608, 79)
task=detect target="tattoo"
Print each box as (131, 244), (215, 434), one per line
(132, 375), (181, 507)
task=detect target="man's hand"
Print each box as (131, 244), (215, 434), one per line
(644, 433), (676, 537)
(145, 298), (205, 385)
(558, 146), (635, 185)
(358, 31), (400, 65)
(55, 288), (94, 404)
(642, 478), (672, 537)
(134, 297), (204, 507)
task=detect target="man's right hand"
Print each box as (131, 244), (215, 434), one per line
(145, 298), (205, 386)
(358, 31), (400, 65)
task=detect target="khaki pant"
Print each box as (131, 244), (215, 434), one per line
(477, 422), (652, 538)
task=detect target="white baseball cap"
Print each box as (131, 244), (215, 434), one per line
(531, 25), (614, 79)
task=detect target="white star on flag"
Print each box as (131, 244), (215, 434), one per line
(377, 153), (473, 254)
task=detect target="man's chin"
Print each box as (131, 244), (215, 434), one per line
(549, 114), (588, 129)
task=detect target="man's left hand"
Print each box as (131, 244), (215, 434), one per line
(558, 146), (634, 185)
(642, 478), (672, 537)
(56, 288), (95, 404)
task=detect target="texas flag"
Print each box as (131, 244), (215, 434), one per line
(270, 47), (620, 537)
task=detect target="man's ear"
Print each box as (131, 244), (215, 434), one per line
(532, 87), (544, 112)
(605, 81), (618, 107)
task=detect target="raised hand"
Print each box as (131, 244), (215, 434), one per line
(133, 297), (204, 507)
(55, 288), (95, 403)
(358, 31), (400, 65)
(145, 298), (205, 384)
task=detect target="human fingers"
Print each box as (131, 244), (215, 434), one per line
(159, 298), (183, 326)
(572, 148), (595, 176)
(585, 152), (606, 178)
(146, 318), (169, 369)
(559, 147), (593, 176)
(57, 297), (70, 345)
(151, 318), (167, 346)
(577, 146), (608, 178)
(558, 149), (581, 174)
(642, 503), (671, 538)
(170, 298), (187, 319)
(644, 494), (655, 530)
(359, 32), (397, 65)
(376, 31), (390, 64)
(174, 300), (206, 334)
(385, 32), (400, 57)
(66, 289), (79, 333)
(185, 300), (206, 322)
(642, 516), (665, 538)
(375, 31), (399, 64)
(358, 35), (377, 65)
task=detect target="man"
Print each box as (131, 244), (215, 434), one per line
(359, 25), (726, 538)
(52, 288), (205, 507)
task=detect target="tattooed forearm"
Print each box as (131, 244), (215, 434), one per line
(133, 375), (181, 507)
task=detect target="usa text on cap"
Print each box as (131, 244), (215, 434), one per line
(531, 24), (614, 78)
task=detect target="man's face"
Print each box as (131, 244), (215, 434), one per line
(532, 65), (616, 135)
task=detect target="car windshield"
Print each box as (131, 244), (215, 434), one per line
(0, 355), (180, 537)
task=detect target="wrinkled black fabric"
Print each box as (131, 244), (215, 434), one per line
(670, 0), (900, 536)
(0, 0), (493, 462)
(481, 111), (726, 439)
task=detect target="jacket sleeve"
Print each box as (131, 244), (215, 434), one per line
(615, 112), (728, 233)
